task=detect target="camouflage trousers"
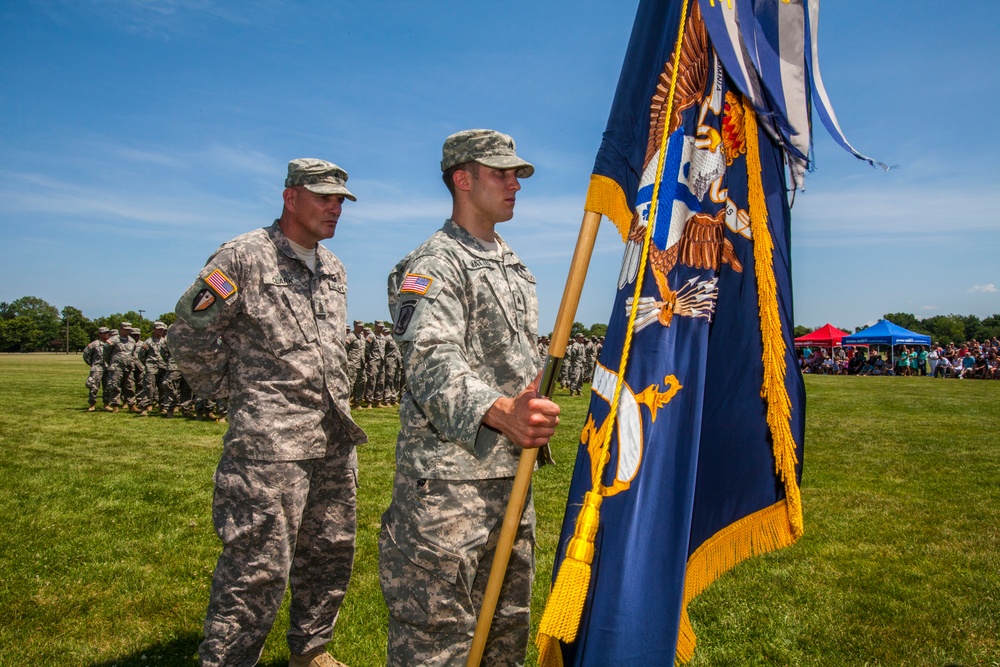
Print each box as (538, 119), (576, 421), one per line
(106, 359), (135, 407)
(139, 365), (165, 408)
(348, 364), (366, 405)
(199, 447), (359, 667)
(85, 365), (104, 406)
(363, 359), (385, 405)
(159, 370), (182, 410)
(567, 366), (584, 394)
(379, 473), (535, 667)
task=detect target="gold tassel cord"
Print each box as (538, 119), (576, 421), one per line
(536, 0), (692, 662)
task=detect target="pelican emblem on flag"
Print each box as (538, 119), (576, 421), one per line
(581, 363), (682, 497)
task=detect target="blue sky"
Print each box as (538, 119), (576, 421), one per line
(2, 0), (998, 332)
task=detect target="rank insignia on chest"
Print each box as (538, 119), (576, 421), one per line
(400, 273), (433, 295)
(205, 268), (238, 300)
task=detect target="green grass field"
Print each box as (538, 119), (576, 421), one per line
(1, 354), (998, 666)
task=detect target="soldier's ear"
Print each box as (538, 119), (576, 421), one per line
(282, 187), (298, 212)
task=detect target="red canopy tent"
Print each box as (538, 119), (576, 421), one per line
(794, 323), (849, 349)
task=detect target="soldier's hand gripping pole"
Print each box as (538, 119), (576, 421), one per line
(466, 210), (603, 667)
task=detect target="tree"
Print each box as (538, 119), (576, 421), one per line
(793, 325), (813, 338)
(589, 323), (608, 338)
(571, 321), (587, 337)
(61, 306), (93, 351)
(3, 297), (61, 351)
(0, 316), (43, 352)
(882, 312), (926, 334)
(922, 315), (966, 346)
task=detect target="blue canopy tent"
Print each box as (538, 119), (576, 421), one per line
(842, 320), (931, 368)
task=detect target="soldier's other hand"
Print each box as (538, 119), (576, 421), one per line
(483, 372), (561, 449)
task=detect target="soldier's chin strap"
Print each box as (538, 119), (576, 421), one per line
(466, 210), (603, 667)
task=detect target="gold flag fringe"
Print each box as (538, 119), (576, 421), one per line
(741, 94), (804, 541)
(675, 499), (798, 662)
(535, 2), (692, 664)
(584, 174), (634, 242)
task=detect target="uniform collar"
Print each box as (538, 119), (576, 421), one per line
(268, 220), (332, 276)
(441, 218), (510, 261)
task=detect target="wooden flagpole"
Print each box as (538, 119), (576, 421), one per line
(466, 209), (604, 667)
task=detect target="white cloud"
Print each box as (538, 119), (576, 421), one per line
(969, 283), (998, 293)
(791, 180), (999, 247)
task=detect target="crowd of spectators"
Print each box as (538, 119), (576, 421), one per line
(798, 337), (1000, 379)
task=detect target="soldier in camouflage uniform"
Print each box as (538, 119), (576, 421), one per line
(382, 329), (401, 405)
(168, 158), (367, 667)
(82, 327), (111, 410)
(566, 333), (586, 396)
(159, 328), (182, 416)
(104, 321), (137, 412)
(362, 320), (387, 407)
(584, 336), (597, 383)
(345, 320), (366, 408)
(128, 327), (144, 410)
(137, 322), (169, 415)
(379, 129), (561, 667)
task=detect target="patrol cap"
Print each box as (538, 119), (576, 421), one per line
(120, 321), (132, 328)
(285, 158), (356, 201)
(353, 320), (364, 327)
(97, 327), (110, 334)
(441, 129), (534, 178)
(131, 327), (142, 334)
(374, 320), (385, 328)
(153, 321), (167, 330)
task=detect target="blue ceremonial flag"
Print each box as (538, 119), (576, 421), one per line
(533, 0), (873, 663)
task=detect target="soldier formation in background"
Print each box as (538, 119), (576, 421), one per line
(85, 325), (601, 414)
(82, 320), (226, 419)
(554, 334), (603, 396)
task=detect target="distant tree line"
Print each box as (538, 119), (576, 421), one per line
(0, 296), (176, 353)
(793, 312), (1000, 345)
(0, 296), (615, 353)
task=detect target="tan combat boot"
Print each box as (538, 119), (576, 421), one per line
(288, 647), (349, 667)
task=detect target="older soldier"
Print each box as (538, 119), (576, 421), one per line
(137, 322), (169, 416)
(380, 129), (561, 666)
(104, 321), (136, 412)
(169, 158), (367, 667)
(345, 320), (366, 408)
(82, 327), (111, 411)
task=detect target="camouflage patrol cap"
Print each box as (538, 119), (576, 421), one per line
(131, 327), (142, 335)
(120, 321), (132, 328)
(353, 320), (364, 327)
(97, 327), (109, 334)
(441, 129), (534, 178)
(374, 320), (385, 328)
(153, 321), (167, 330)
(285, 158), (357, 202)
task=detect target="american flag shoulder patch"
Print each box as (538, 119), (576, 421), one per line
(400, 273), (433, 295)
(205, 268), (238, 299)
